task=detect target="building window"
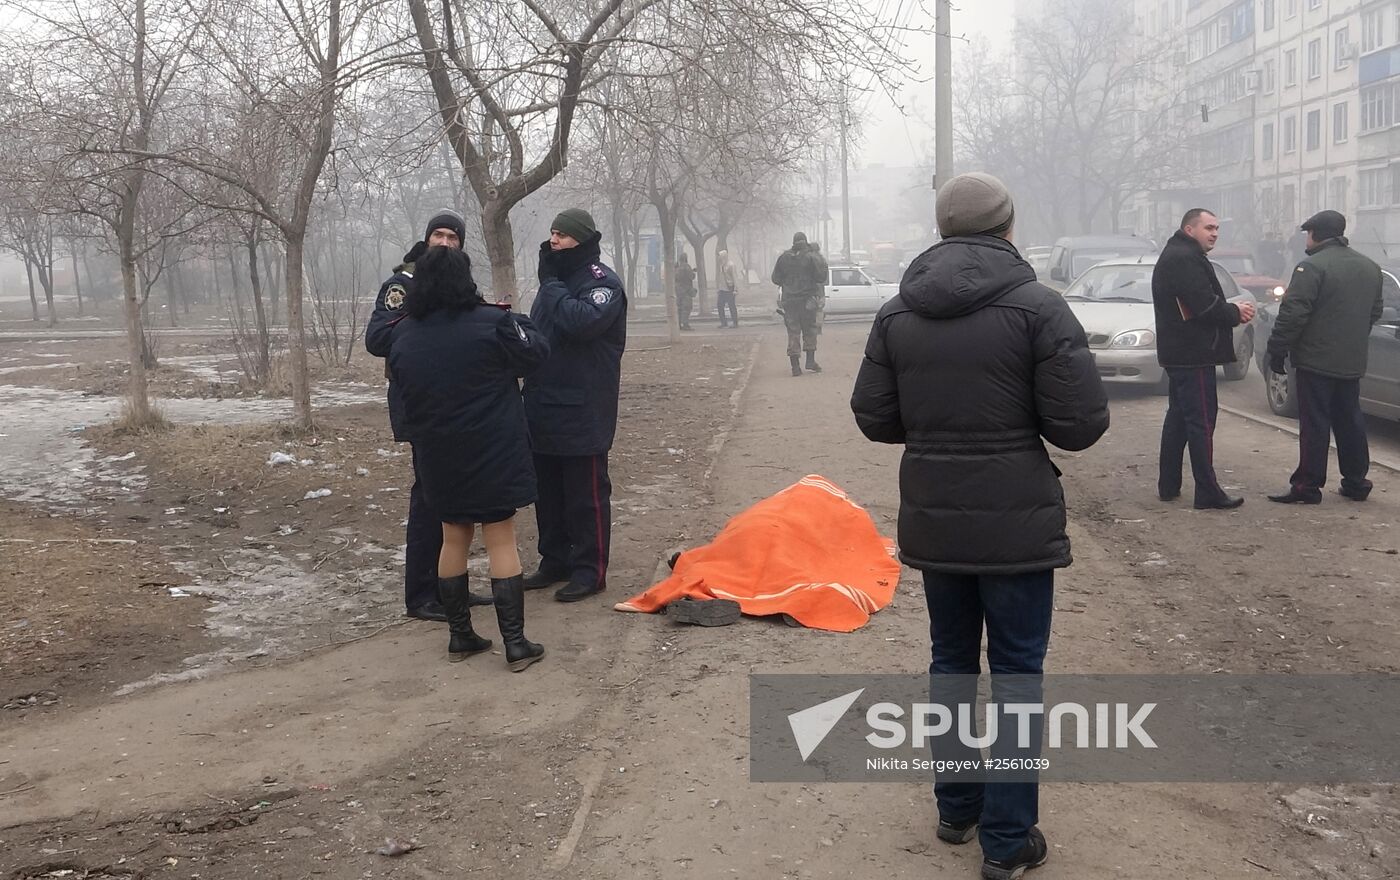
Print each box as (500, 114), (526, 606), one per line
(1282, 183), (1297, 219)
(1286, 0), (1297, 18)
(1264, 0), (1275, 30)
(1329, 176), (1348, 213)
(1361, 8), (1385, 53)
(1283, 114), (1298, 152)
(1263, 121), (1275, 159)
(1307, 0), (1320, 10)
(1264, 59), (1277, 93)
(1334, 101), (1349, 142)
(1361, 82), (1399, 132)
(1307, 39), (1322, 79)
(1394, 165), (1400, 205)
(1285, 48), (1298, 87)
(1305, 179), (1321, 215)
(1359, 168), (1388, 208)
(1306, 109), (1321, 150)
(1335, 28), (1351, 69)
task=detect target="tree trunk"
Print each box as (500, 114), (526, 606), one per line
(24, 258), (39, 322)
(164, 270), (178, 327)
(247, 235), (271, 382)
(283, 232), (313, 430)
(483, 202), (519, 305)
(36, 261), (57, 327)
(653, 198), (680, 344)
(177, 264), (190, 317)
(119, 233), (152, 424)
(71, 247), (84, 316)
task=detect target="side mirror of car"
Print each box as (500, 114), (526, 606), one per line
(1050, 267), (1066, 283)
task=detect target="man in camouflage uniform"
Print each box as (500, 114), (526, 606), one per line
(771, 232), (828, 375)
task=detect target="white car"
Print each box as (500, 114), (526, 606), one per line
(824, 265), (896, 315)
(1062, 256), (1257, 387)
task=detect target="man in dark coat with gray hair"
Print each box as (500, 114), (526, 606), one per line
(851, 172), (1108, 880)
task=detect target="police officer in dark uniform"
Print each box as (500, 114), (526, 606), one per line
(1266, 210), (1385, 504)
(365, 209), (491, 619)
(521, 208), (628, 602)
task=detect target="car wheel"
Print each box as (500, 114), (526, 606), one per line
(1265, 365), (1298, 418)
(1223, 329), (1252, 381)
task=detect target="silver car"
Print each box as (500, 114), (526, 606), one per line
(1061, 256), (1257, 388)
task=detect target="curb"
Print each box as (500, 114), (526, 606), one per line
(701, 338), (764, 489)
(1218, 403), (1400, 474)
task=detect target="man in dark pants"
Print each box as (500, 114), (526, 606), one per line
(851, 173), (1109, 880)
(1151, 208), (1256, 510)
(365, 209), (491, 619)
(522, 209), (628, 602)
(771, 232), (827, 375)
(1266, 210), (1385, 504)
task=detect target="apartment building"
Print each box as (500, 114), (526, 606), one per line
(1127, 0), (1400, 264)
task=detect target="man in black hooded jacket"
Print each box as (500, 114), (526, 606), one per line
(1151, 208), (1256, 510)
(851, 173), (1108, 880)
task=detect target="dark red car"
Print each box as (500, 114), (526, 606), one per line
(1211, 249), (1287, 303)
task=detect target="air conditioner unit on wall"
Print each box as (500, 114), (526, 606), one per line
(1339, 42), (1358, 60)
(1244, 69), (1262, 92)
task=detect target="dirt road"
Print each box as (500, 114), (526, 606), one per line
(4, 321), (1399, 879)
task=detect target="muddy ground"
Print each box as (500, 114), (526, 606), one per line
(3, 319), (1400, 879)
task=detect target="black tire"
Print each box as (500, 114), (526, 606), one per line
(1265, 365), (1299, 418)
(1223, 329), (1252, 381)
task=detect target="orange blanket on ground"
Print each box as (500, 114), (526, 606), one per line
(615, 475), (901, 632)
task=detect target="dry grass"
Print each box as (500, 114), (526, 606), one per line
(108, 397), (172, 436)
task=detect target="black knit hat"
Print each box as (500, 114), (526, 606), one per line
(551, 208), (598, 242)
(424, 209), (467, 244)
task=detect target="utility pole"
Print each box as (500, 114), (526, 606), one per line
(840, 89), (852, 263)
(934, 0), (954, 219)
(820, 145), (830, 249)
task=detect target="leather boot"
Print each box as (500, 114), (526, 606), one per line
(439, 575), (492, 661)
(805, 352), (822, 373)
(492, 575), (545, 672)
(790, 355), (802, 377)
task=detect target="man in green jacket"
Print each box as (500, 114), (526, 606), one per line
(1265, 210), (1385, 504)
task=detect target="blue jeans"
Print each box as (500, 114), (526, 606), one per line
(923, 569), (1054, 860)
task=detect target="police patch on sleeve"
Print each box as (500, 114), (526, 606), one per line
(385, 284), (406, 310)
(589, 288), (613, 306)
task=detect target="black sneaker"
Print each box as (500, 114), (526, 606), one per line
(981, 827), (1048, 880)
(665, 597), (742, 627)
(936, 816), (979, 845)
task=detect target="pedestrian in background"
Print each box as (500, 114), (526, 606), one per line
(1266, 210), (1384, 504)
(1151, 208), (1256, 510)
(385, 245), (550, 670)
(771, 232), (827, 375)
(676, 253), (696, 331)
(522, 208), (628, 603)
(717, 250), (739, 328)
(851, 172), (1109, 880)
(365, 209), (492, 618)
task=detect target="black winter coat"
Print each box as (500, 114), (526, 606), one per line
(386, 306), (549, 511)
(365, 264), (414, 440)
(850, 236), (1110, 574)
(1151, 231), (1243, 367)
(525, 235), (628, 457)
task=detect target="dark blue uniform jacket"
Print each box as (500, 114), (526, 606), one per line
(525, 253), (627, 456)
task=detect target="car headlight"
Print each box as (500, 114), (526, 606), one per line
(1109, 329), (1156, 349)
(1271, 286), (1285, 300)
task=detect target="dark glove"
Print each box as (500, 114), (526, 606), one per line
(537, 241), (556, 283)
(1269, 353), (1288, 375)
